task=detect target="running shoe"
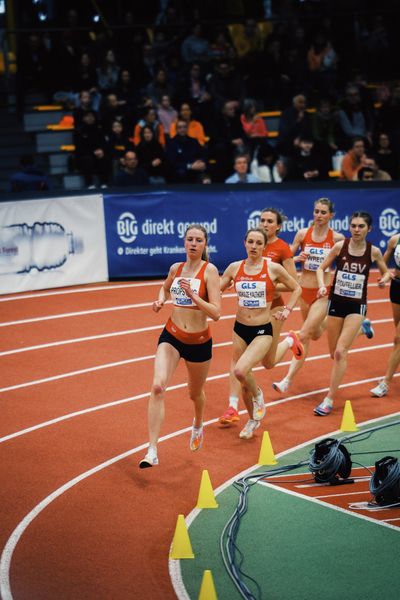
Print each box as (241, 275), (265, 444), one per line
(287, 330), (304, 360)
(239, 419), (260, 439)
(219, 406), (240, 425)
(190, 423), (204, 451)
(313, 401), (333, 416)
(139, 452), (159, 468)
(252, 387), (266, 421)
(272, 377), (290, 394)
(370, 380), (389, 397)
(361, 318), (374, 339)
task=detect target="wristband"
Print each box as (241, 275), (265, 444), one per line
(283, 305), (293, 312)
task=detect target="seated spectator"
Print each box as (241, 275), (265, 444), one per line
(100, 93), (127, 134)
(311, 97), (339, 152)
(357, 157), (391, 181)
(10, 155), (50, 192)
(250, 144), (283, 183)
(108, 120), (134, 176)
(288, 135), (329, 181)
(209, 29), (236, 64)
(115, 69), (141, 121)
(96, 49), (120, 94)
(166, 119), (207, 183)
(132, 106), (166, 147)
(306, 34), (337, 98)
(181, 22), (210, 65)
(146, 68), (175, 106)
(157, 94), (178, 138)
(340, 136), (367, 181)
(135, 125), (166, 184)
(225, 154), (261, 183)
(209, 100), (246, 181)
(240, 98), (268, 156)
(169, 102), (206, 146)
(337, 84), (373, 149)
(176, 63), (213, 132)
(372, 132), (399, 179)
(277, 94), (313, 158)
(113, 150), (149, 186)
(73, 90), (101, 128)
(73, 52), (98, 93)
(73, 111), (111, 188)
(208, 61), (246, 112)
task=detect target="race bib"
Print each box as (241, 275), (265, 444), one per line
(236, 280), (267, 308)
(304, 245), (330, 272)
(170, 277), (201, 306)
(334, 270), (365, 299)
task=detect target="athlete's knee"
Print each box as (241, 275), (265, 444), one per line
(234, 366), (246, 382)
(393, 334), (400, 347)
(334, 347), (348, 362)
(262, 358), (274, 370)
(151, 382), (166, 397)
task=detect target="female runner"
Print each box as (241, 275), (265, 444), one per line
(219, 207), (303, 425)
(370, 231), (400, 397)
(273, 198), (345, 394)
(220, 227), (302, 439)
(139, 224), (221, 467)
(315, 211), (390, 415)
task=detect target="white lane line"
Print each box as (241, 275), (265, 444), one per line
(0, 295), (388, 329)
(0, 341), (392, 394)
(314, 491), (369, 499)
(1, 370), (399, 446)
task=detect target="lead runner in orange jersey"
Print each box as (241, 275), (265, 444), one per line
(219, 207), (303, 426)
(220, 227), (301, 439)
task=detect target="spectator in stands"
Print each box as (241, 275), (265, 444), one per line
(73, 90), (101, 128)
(108, 120), (134, 176)
(100, 93), (127, 134)
(135, 126), (167, 184)
(73, 111), (111, 189)
(230, 18), (264, 64)
(146, 68), (175, 106)
(277, 94), (313, 158)
(208, 61), (246, 112)
(337, 84), (373, 150)
(10, 155), (50, 192)
(169, 102), (206, 146)
(340, 136), (367, 181)
(132, 106), (166, 148)
(115, 69), (141, 117)
(176, 63), (213, 132)
(225, 154), (261, 183)
(357, 157), (391, 181)
(288, 135), (329, 181)
(250, 144), (283, 183)
(311, 97), (338, 152)
(113, 150), (150, 186)
(209, 100), (246, 181)
(157, 94), (178, 139)
(372, 132), (399, 180)
(209, 29), (236, 64)
(306, 34), (337, 98)
(74, 52), (98, 93)
(181, 22), (210, 65)
(96, 49), (120, 93)
(376, 83), (400, 152)
(165, 119), (207, 183)
(240, 98), (269, 156)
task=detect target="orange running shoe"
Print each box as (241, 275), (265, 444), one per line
(219, 406), (240, 425)
(288, 330), (304, 360)
(190, 423), (204, 451)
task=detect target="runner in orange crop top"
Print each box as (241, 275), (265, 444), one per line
(273, 198), (345, 396)
(220, 227), (301, 440)
(139, 224), (221, 469)
(219, 208), (303, 426)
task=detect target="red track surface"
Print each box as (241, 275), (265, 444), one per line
(0, 275), (398, 599)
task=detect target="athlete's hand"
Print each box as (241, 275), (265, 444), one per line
(178, 278), (195, 297)
(152, 300), (164, 312)
(273, 306), (291, 321)
(377, 277), (387, 288)
(295, 251), (308, 263)
(317, 286), (327, 298)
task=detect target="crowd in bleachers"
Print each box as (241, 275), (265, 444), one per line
(12, 0), (400, 189)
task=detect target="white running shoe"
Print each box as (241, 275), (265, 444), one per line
(252, 387), (266, 421)
(139, 452), (159, 468)
(370, 380), (389, 397)
(239, 419), (260, 439)
(272, 377), (290, 394)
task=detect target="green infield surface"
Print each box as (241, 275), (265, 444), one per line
(173, 413), (400, 600)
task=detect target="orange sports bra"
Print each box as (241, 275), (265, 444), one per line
(234, 259), (275, 308)
(169, 261), (208, 309)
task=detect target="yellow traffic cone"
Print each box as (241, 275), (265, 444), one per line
(258, 431), (277, 465)
(196, 470), (219, 509)
(340, 400), (358, 432)
(169, 514), (194, 559)
(198, 570), (218, 600)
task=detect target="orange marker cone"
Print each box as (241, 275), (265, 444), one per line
(258, 431), (277, 465)
(196, 470), (218, 509)
(198, 569), (218, 600)
(169, 514), (194, 559)
(340, 400), (358, 432)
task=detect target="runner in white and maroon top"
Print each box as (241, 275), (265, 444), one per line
(314, 211), (391, 416)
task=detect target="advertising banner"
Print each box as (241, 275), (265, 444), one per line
(0, 194), (108, 294)
(104, 187), (400, 278)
